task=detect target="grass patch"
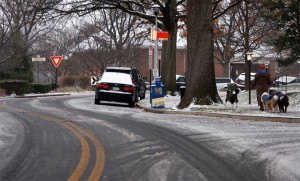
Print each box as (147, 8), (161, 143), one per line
(191, 107), (250, 114)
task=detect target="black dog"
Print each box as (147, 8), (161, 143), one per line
(225, 88), (240, 108)
(275, 91), (289, 113)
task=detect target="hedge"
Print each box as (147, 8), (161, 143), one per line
(0, 80), (29, 96)
(0, 80), (55, 96)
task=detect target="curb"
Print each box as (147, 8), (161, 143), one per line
(137, 104), (300, 123)
(14, 93), (71, 98)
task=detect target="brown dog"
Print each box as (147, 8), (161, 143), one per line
(261, 92), (278, 113)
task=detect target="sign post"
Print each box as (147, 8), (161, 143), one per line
(50, 56), (63, 91)
(150, 27), (169, 107)
(32, 55), (46, 83)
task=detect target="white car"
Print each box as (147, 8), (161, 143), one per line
(215, 77), (234, 91)
(235, 72), (256, 85)
(275, 76), (300, 85)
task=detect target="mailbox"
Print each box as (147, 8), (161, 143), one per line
(151, 77), (165, 108)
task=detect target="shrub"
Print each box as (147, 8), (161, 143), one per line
(0, 88), (5, 97)
(0, 80), (29, 96)
(59, 76), (77, 87)
(58, 76), (91, 90)
(30, 83), (53, 93)
(78, 76), (91, 89)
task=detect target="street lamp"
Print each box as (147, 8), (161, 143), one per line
(152, 4), (160, 77)
(246, 51), (253, 104)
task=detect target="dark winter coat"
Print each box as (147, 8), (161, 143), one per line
(251, 72), (272, 108)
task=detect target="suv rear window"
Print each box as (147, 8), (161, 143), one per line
(105, 67), (131, 73)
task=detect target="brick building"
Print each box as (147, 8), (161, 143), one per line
(134, 47), (300, 82)
(93, 46), (300, 82)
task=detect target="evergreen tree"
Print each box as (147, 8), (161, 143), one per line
(263, 0), (300, 66)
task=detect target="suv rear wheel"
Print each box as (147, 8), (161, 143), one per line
(129, 92), (137, 107)
(128, 97), (135, 107)
(94, 97), (101, 105)
(140, 86), (146, 100)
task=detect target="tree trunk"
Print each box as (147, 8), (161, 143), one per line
(161, 28), (177, 95)
(178, 0), (222, 108)
(160, 0), (177, 94)
(224, 62), (230, 77)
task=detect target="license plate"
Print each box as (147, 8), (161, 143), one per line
(112, 87), (119, 91)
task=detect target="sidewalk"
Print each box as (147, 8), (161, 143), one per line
(137, 90), (300, 123)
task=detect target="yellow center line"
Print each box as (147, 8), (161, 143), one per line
(61, 122), (90, 181)
(3, 108), (105, 181)
(66, 122), (105, 181)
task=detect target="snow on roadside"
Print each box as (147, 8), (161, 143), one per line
(139, 84), (300, 117)
(132, 111), (300, 181)
(0, 112), (25, 170)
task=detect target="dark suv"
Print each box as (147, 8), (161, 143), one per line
(176, 75), (186, 92)
(104, 67), (146, 100)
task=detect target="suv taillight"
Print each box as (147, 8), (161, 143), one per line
(123, 85), (135, 93)
(97, 83), (110, 89)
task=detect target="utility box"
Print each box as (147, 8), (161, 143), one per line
(151, 77), (165, 108)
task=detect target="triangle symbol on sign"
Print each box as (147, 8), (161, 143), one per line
(50, 56), (63, 68)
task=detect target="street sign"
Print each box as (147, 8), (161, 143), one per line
(32, 57), (46, 62)
(91, 76), (100, 85)
(157, 31), (169, 40)
(150, 29), (156, 40)
(50, 56), (63, 68)
(152, 69), (159, 77)
(150, 29), (169, 41)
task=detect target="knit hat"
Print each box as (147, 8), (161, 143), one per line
(258, 64), (265, 70)
(258, 64), (266, 74)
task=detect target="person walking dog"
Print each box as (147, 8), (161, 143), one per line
(251, 64), (272, 111)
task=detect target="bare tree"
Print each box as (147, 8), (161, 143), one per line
(49, 0), (239, 95)
(214, 0), (273, 79)
(232, 1), (274, 89)
(178, 0), (222, 108)
(62, 9), (148, 76)
(214, 7), (239, 78)
(0, 0), (62, 81)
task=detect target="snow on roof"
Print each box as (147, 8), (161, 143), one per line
(176, 74), (184, 80)
(106, 66), (132, 70)
(275, 76), (297, 83)
(100, 72), (133, 85)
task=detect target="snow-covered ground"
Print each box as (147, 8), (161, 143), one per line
(138, 84), (300, 118)
(1, 84), (300, 180)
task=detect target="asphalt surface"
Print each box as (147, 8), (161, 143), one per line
(11, 92), (300, 123)
(0, 93), (268, 181)
(1, 93), (300, 181)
